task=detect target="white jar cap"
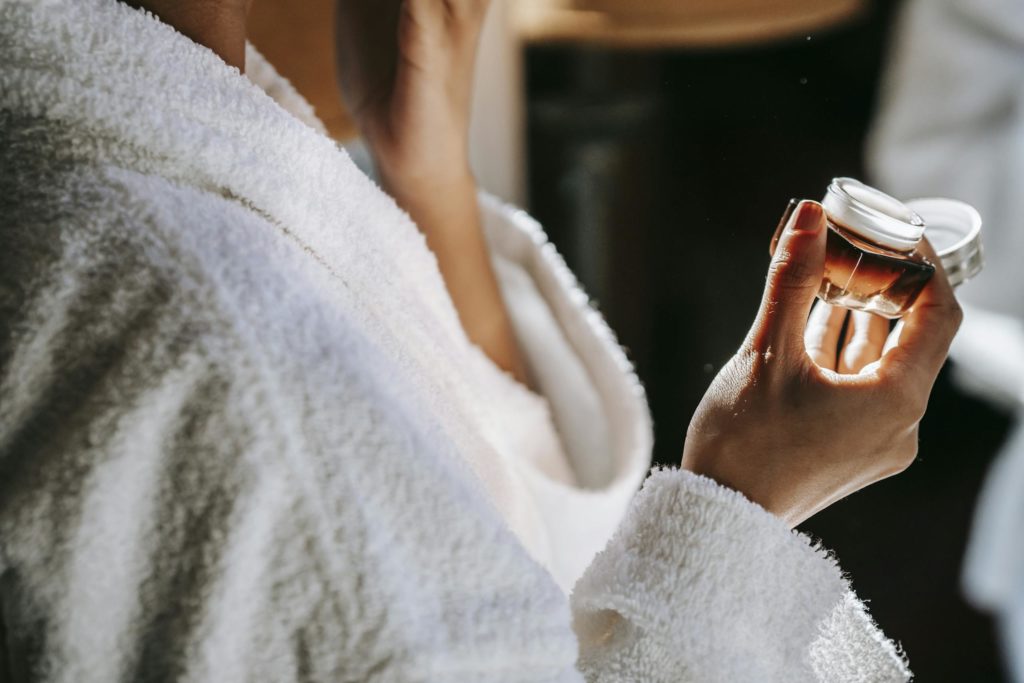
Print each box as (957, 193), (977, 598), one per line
(906, 197), (984, 288)
(822, 177), (926, 252)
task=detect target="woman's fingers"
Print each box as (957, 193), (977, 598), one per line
(804, 302), (847, 370)
(804, 305), (889, 375)
(882, 319), (904, 355)
(839, 311), (890, 374)
(747, 201), (828, 359)
(335, 0), (403, 114)
(880, 238), (963, 387)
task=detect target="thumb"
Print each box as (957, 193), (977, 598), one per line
(748, 200), (827, 355)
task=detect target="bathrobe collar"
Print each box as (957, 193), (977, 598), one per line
(0, 0), (463, 338)
(1, 0), (565, 552)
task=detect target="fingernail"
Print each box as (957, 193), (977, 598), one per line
(769, 199), (799, 256)
(790, 200), (823, 234)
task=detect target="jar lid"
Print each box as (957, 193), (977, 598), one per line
(906, 198), (984, 288)
(822, 177), (926, 252)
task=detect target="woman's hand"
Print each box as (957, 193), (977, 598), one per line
(335, 0), (488, 190)
(334, 0), (527, 383)
(682, 200), (962, 527)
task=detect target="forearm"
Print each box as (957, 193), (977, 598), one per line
(381, 168), (527, 384)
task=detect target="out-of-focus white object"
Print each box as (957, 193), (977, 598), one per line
(469, 0), (526, 204)
(870, 3), (1024, 677)
(964, 406), (1024, 682)
(948, 304), (1024, 413)
(869, 0), (1024, 325)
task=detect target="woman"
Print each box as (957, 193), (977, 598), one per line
(0, 0), (961, 680)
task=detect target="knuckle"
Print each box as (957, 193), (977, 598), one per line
(897, 438), (920, 469)
(920, 298), (964, 334)
(907, 397), (929, 423)
(880, 349), (926, 386)
(872, 370), (928, 421)
(884, 453), (915, 477)
(949, 300), (965, 331)
(880, 437), (919, 477)
(892, 385), (929, 422)
(768, 252), (817, 291)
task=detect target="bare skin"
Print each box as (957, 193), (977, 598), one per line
(122, 1), (962, 527)
(123, 0), (251, 71)
(130, 0), (528, 384)
(334, 0), (528, 383)
(248, 2), (358, 139)
(683, 201), (961, 527)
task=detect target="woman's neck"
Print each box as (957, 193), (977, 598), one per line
(125, 0), (250, 71)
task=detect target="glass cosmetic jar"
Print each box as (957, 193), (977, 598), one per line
(771, 178), (983, 319)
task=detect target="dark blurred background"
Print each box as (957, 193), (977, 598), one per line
(523, 1), (1015, 679)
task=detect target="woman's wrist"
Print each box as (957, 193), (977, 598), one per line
(379, 163), (479, 233)
(684, 446), (778, 514)
(372, 136), (474, 201)
(378, 157), (528, 383)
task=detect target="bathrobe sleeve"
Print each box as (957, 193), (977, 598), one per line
(479, 195), (912, 681)
(1, 6), (913, 677)
(571, 469), (911, 681)
(0, 165), (909, 681)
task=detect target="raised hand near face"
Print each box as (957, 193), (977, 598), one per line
(335, 0), (490, 190)
(334, 0), (527, 383)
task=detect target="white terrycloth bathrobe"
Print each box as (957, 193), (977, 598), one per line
(0, 1), (910, 680)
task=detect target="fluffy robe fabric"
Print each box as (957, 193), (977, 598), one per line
(0, 0), (909, 680)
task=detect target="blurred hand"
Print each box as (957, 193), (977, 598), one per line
(335, 0), (489, 191)
(334, 0), (527, 383)
(682, 200), (962, 527)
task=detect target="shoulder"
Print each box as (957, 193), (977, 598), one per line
(2, 166), (219, 358)
(0, 163), (264, 420)
(0, 160), (401, 445)
(1, 161), (296, 345)
(0, 162), (311, 458)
